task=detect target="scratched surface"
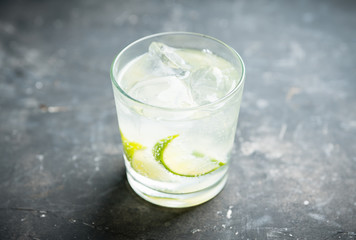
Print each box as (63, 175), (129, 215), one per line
(0, 0), (356, 239)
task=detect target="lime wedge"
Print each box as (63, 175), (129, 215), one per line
(120, 132), (145, 161)
(153, 135), (225, 177)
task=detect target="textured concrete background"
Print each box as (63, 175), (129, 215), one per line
(0, 0), (355, 239)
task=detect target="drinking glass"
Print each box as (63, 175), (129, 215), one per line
(110, 32), (245, 208)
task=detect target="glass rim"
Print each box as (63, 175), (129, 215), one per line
(110, 31), (245, 112)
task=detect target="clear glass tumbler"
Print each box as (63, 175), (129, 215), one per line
(110, 32), (245, 208)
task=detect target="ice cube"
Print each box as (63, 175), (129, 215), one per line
(188, 66), (230, 105)
(128, 76), (196, 108)
(148, 42), (190, 77)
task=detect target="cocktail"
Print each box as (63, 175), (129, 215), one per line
(110, 32), (245, 208)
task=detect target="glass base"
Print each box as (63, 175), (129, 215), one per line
(127, 170), (228, 208)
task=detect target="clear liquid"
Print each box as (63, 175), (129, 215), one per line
(113, 46), (243, 207)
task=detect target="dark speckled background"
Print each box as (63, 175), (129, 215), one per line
(0, 0), (355, 239)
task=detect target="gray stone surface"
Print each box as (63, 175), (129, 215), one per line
(1, 0), (355, 239)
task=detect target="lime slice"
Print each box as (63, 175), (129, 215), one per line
(153, 135), (225, 177)
(152, 134), (179, 164)
(121, 132), (173, 180)
(120, 132), (145, 161)
(131, 149), (173, 180)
